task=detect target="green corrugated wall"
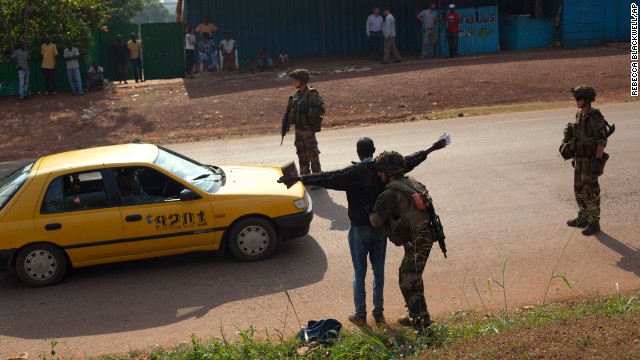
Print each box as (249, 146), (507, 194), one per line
(0, 22), (184, 97)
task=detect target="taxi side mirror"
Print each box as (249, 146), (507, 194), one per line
(179, 189), (201, 201)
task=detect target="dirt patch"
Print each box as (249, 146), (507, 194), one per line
(0, 43), (633, 162)
(428, 310), (640, 359)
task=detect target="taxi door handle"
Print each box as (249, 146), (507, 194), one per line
(45, 223), (62, 231)
(125, 215), (142, 222)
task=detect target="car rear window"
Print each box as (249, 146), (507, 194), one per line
(41, 171), (110, 214)
(0, 163), (34, 211)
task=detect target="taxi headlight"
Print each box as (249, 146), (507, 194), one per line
(293, 192), (308, 209)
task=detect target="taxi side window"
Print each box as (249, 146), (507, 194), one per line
(113, 167), (184, 205)
(41, 171), (109, 214)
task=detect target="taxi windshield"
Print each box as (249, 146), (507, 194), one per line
(154, 148), (223, 193)
(0, 162), (34, 210)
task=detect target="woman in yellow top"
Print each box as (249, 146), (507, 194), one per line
(41, 35), (58, 95)
(127, 32), (144, 82)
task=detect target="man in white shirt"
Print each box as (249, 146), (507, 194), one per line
(417, 2), (438, 59)
(382, 7), (401, 64)
(63, 40), (83, 96)
(365, 7), (384, 62)
(219, 31), (237, 70)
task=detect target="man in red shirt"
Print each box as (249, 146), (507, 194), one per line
(446, 4), (460, 58)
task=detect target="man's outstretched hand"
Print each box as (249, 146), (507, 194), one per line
(432, 138), (447, 150)
(277, 175), (302, 189)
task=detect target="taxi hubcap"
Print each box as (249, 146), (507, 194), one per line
(237, 226), (269, 256)
(24, 250), (57, 280)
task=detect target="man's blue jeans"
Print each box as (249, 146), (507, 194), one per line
(67, 67), (83, 95)
(17, 68), (29, 99)
(348, 224), (387, 317)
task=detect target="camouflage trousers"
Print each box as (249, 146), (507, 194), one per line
(399, 229), (435, 321)
(574, 157), (601, 223)
(294, 126), (321, 175)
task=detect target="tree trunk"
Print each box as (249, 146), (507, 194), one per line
(24, 0), (30, 49)
(0, 2), (15, 53)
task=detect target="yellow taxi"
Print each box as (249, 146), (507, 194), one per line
(0, 144), (312, 287)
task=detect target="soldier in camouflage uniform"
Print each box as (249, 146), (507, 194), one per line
(567, 85), (609, 236)
(287, 69), (326, 175)
(369, 151), (435, 329)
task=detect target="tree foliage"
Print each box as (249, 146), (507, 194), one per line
(0, 0), (145, 58)
(133, 0), (174, 24)
(105, 0), (144, 25)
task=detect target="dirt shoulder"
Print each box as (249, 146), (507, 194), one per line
(428, 308), (640, 359)
(0, 43), (634, 162)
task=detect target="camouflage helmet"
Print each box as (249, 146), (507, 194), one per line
(374, 151), (406, 176)
(289, 69), (310, 83)
(570, 85), (596, 102)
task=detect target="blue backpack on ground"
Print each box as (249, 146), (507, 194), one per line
(297, 318), (342, 343)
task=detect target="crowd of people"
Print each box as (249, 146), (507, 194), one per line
(183, 15), (295, 78)
(367, 3), (460, 64)
(9, 3), (461, 99)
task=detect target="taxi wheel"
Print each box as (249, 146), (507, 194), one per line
(228, 218), (278, 262)
(15, 243), (68, 287)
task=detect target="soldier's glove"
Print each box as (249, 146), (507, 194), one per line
(277, 175), (302, 189)
(590, 158), (602, 175)
(296, 102), (310, 113)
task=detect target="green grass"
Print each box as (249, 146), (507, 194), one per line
(82, 289), (639, 360)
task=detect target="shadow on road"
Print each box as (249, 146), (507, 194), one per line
(0, 235), (326, 339)
(595, 231), (640, 276)
(307, 188), (349, 231)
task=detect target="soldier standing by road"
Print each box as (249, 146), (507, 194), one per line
(566, 85), (611, 235)
(369, 151), (441, 330)
(287, 69), (325, 176)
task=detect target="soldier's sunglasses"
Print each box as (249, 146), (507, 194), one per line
(575, 96), (584, 101)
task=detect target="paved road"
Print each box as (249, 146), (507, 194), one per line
(1, 102), (639, 357)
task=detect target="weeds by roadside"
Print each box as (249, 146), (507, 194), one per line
(80, 288), (639, 360)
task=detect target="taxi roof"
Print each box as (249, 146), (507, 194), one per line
(35, 144), (159, 173)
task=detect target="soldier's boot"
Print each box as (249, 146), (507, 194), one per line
(567, 217), (588, 228)
(308, 157), (321, 190)
(398, 314), (431, 329)
(582, 221), (600, 236)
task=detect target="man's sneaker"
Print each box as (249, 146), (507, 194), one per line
(567, 218), (588, 228)
(373, 313), (386, 326)
(582, 222), (600, 236)
(348, 313), (367, 326)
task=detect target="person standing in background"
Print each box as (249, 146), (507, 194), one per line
(128, 32), (144, 83)
(110, 35), (128, 85)
(417, 2), (438, 59)
(63, 40), (84, 96)
(366, 7), (384, 62)
(41, 35), (58, 95)
(381, 7), (401, 64)
(446, 4), (460, 58)
(12, 41), (30, 100)
(185, 26), (196, 78)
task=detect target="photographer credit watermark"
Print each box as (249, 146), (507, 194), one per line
(632, 3), (638, 96)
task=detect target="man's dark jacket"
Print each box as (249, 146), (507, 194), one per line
(301, 150), (430, 226)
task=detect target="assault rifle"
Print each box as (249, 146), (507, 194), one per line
(426, 196), (447, 258)
(280, 96), (294, 145)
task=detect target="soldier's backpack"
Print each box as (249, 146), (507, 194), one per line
(302, 87), (323, 132)
(383, 177), (431, 246)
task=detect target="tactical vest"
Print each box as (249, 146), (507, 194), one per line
(573, 108), (606, 158)
(384, 176), (431, 246)
(289, 87), (322, 131)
